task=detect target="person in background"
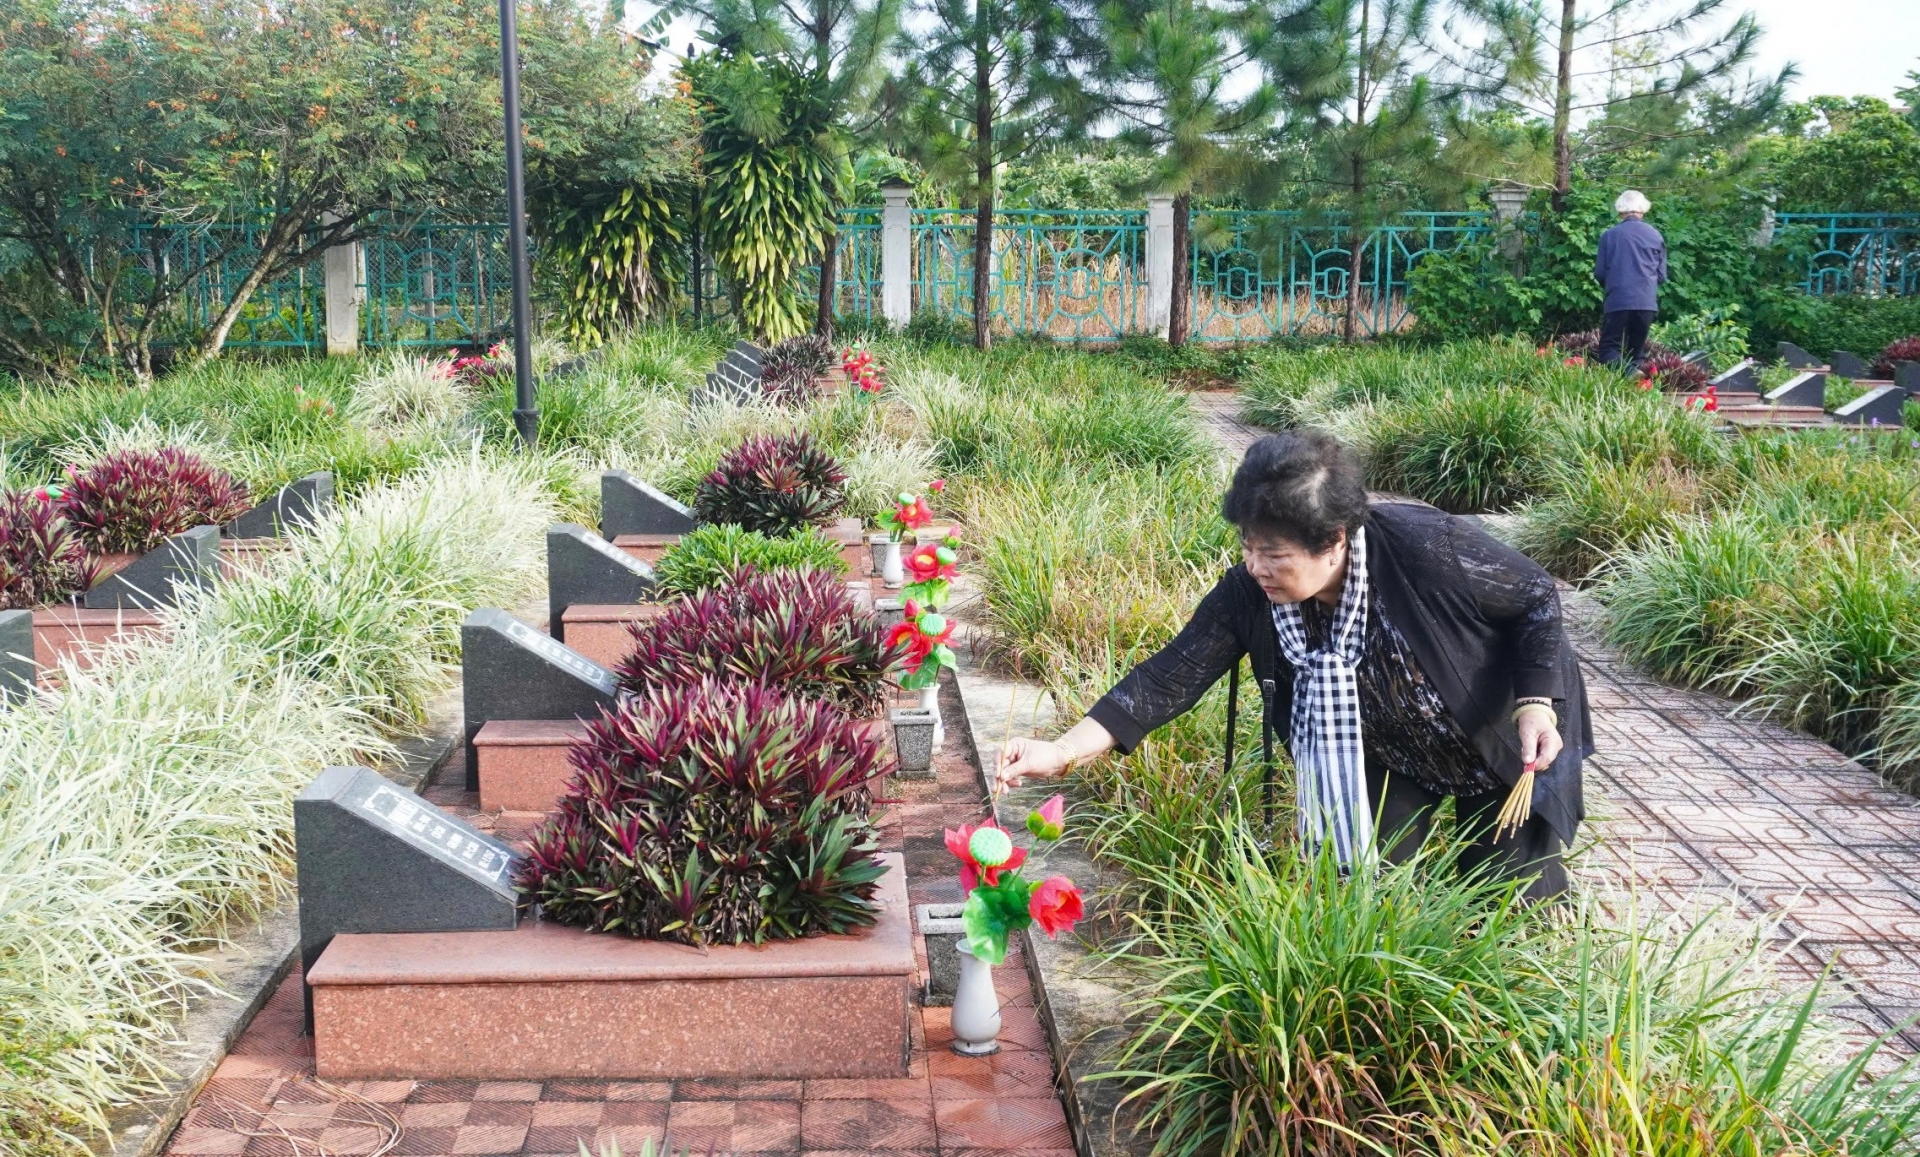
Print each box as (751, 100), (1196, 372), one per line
(1592, 190), (1667, 370)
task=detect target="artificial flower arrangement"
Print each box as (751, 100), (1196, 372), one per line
(292, 384), (337, 418)
(451, 342), (511, 390)
(878, 489), (934, 542)
(902, 533), (961, 608)
(886, 599), (955, 691)
(1684, 384), (1720, 413)
(843, 341), (882, 395)
(944, 796), (1084, 965)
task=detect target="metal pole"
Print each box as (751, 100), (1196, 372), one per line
(499, 0), (537, 449)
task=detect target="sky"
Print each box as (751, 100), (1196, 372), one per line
(645, 0), (1920, 106)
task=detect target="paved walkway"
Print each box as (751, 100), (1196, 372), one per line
(1191, 391), (1920, 1048)
(165, 652), (1076, 1156)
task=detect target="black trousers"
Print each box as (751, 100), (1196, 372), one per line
(1368, 762), (1567, 903)
(1596, 309), (1657, 370)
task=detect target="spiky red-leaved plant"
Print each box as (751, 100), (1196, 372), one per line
(615, 567), (902, 717)
(760, 335), (835, 406)
(58, 448), (251, 554)
(693, 432), (847, 536)
(515, 678), (888, 943)
(0, 490), (101, 609)
(1641, 352), (1711, 392)
(1872, 336), (1920, 380)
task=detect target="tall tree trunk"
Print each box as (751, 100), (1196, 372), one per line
(690, 189), (705, 326)
(1551, 0), (1577, 213)
(815, 226), (838, 338)
(1168, 193), (1192, 346)
(1345, 0), (1371, 344)
(972, 0), (994, 351)
(192, 218), (299, 368)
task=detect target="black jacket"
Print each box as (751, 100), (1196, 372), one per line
(1087, 500), (1591, 843)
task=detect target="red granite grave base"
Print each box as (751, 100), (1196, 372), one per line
(309, 854), (913, 1081)
(31, 605), (166, 676)
(560, 602), (667, 669)
(473, 719), (590, 812)
(218, 536), (285, 580)
(612, 533), (681, 566)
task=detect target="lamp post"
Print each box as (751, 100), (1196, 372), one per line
(498, 0), (538, 450)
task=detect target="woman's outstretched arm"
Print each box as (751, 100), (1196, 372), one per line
(994, 717), (1117, 792)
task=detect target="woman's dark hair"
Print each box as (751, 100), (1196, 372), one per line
(1221, 430), (1368, 553)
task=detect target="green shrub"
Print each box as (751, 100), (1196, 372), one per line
(1363, 387), (1547, 512)
(1749, 290), (1920, 363)
(652, 523), (846, 595)
(1648, 305), (1751, 370)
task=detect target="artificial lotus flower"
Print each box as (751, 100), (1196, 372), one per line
(879, 492), (934, 541)
(1027, 876), (1084, 937)
(1025, 794), (1065, 842)
(890, 606), (955, 689)
(1563, 356), (1584, 366)
(902, 541), (959, 609)
(944, 819), (1028, 892)
(929, 478), (947, 494)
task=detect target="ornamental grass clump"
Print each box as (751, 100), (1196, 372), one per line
(693, 432), (847, 536)
(516, 678), (888, 944)
(615, 568), (900, 717)
(0, 488), (99, 608)
(651, 523), (846, 595)
(57, 447), (250, 554)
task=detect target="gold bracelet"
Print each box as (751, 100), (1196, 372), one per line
(1513, 702), (1559, 729)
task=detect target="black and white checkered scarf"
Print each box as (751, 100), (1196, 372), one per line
(1269, 527), (1373, 866)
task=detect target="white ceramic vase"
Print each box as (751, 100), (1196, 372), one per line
(881, 539), (905, 588)
(949, 939), (1002, 1056)
(920, 684), (944, 749)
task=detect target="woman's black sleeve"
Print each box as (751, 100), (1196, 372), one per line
(1085, 572), (1247, 754)
(1447, 518), (1565, 701)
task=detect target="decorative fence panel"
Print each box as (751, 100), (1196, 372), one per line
(911, 209), (1148, 342)
(1186, 211), (1490, 341)
(1777, 213), (1920, 298)
(130, 221), (327, 349)
(358, 221), (514, 348)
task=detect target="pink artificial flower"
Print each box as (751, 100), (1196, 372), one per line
(1028, 876), (1084, 937)
(944, 820), (1028, 893)
(929, 478), (947, 494)
(1026, 794), (1065, 841)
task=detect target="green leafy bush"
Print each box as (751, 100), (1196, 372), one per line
(516, 678), (887, 944)
(1748, 290), (1920, 363)
(1649, 305), (1751, 370)
(652, 523), (846, 595)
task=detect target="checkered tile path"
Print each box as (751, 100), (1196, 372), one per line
(165, 676), (1073, 1157)
(1193, 399), (1920, 1050)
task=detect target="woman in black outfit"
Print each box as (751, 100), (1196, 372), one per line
(995, 430), (1590, 899)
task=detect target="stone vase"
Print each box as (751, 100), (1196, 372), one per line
(949, 939), (1002, 1056)
(880, 539), (904, 588)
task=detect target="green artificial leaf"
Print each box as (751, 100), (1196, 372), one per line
(961, 875), (1033, 965)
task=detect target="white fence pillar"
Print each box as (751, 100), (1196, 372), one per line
(881, 185), (913, 331)
(1145, 195), (1174, 339)
(322, 235), (361, 356)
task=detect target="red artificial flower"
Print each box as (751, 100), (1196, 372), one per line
(1563, 356), (1584, 366)
(1636, 377), (1654, 391)
(944, 820), (1029, 893)
(894, 496), (933, 531)
(929, 478), (947, 493)
(1028, 876), (1084, 937)
(906, 544), (957, 584)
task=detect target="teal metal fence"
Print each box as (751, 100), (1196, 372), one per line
(1776, 213), (1920, 298)
(146, 206), (1915, 351)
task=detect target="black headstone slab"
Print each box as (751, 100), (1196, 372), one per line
(1682, 350), (1712, 368)
(1828, 350), (1872, 380)
(1897, 362), (1920, 394)
(0, 609), (32, 703)
(295, 765), (519, 1027)
(547, 523), (655, 642)
(697, 363), (759, 406)
(83, 525), (221, 609)
(1710, 359), (1758, 391)
(1833, 384), (1910, 427)
(461, 608), (617, 788)
(1764, 371), (1826, 409)
(600, 470), (695, 537)
(731, 339), (767, 369)
(224, 471), (334, 538)
(1777, 341), (1822, 370)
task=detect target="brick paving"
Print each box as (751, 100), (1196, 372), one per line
(1193, 392), (1920, 1049)
(165, 672), (1075, 1157)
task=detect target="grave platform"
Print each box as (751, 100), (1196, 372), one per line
(308, 853), (913, 1081)
(559, 602), (667, 669)
(613, 533), (681, 566)
(473, 718), (591, 812)
(32, 604), (166, 674)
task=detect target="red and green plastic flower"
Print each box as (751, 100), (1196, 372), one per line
(888, 604), (955, 690)
(1025, 794), (1065, 842)
(1027, 875), (1084, 938)
(944, 819), (1028, 893)
(878, 492), (934, 541)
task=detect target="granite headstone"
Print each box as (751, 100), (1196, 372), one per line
(1709, 359), (1759, 392)
(1763, 371), (1826, 409)
(599, 470), (696, 537)
(1828, 349), (1873, 380)
(0, 609), (32, 703)
(1833, 384), (1910, 427)
(547, 523), (656, 643)
(1896, 362), (1920, 394)
(294, 765), (519, 1027)
(83, 524), (221, 609)
(1777, 342), (1822, 370)
(224, 471), (334, 538)
(1682, 350), (1712, 368)
(461, 608), (618, 788)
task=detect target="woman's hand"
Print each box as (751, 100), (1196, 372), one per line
(1516, 704), (1564, 771)
(994, 738), (1075, 792)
